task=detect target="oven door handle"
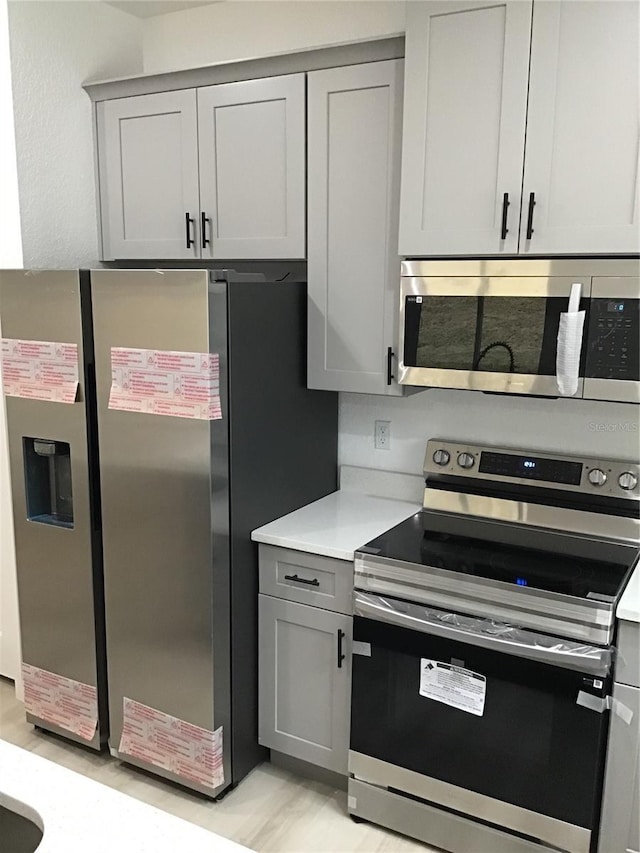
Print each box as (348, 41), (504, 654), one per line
(354, 592), (612, 677)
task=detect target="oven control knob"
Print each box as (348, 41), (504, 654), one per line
(618, 472), (638, 491)
(433, 449), (450, 466)
(588, 469), (607, 487)
(457, 452), (475, 470)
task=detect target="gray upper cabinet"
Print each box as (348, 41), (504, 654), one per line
(520, 0), (640, 255)
(197, 74), (306, 260)
(96, 75), (305, 261)
(398, 1), (532, 256)
(399, 0), (638, 257)
(97, 90), (201, 261)
(258, 594), (352, 774)
(307, 59), (405, 394)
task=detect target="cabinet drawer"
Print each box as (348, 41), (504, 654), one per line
(259, 544), (352, 614)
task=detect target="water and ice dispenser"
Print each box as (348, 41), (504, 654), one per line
(23, 438), (74, 527)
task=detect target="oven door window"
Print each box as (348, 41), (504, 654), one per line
(351, 615), (609, 830)
(403, 294), (580, 375)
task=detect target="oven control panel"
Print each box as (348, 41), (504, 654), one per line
(425, 440), (640, 500)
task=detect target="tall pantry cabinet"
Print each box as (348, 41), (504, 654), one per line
(399, 0), (640, 256)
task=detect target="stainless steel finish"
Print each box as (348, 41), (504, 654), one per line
(401, 259), (640, 279)
(588, 468), (607, 486)
(457, 451), (475, 469)
(424, 440), (640, 502)
(619, 472), (639, 491)
(399, 366), (584, 396)
(423, 488), (640, 544)
(354, 551), (615, 645)
(398, 259), (639, 398)
(432, 448), (450, 466)
(353, 592), (612, 676)
(349, 753), (591, 853)
(591, 275), (640, 300)
(90, 270), (228, 790)
(0, 270), (103, 750)
(583, 376), (640, 404)
(348, 778), (560, 853)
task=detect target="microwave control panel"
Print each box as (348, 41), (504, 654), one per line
(585, 298), (639, 381)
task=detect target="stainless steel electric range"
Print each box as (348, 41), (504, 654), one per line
(349, 440), (640, 853)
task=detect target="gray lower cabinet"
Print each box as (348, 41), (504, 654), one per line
(598, 620), (640, 853)
(258, 594), (352, 774)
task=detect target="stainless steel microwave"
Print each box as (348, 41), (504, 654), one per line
(398, 259), (640, 403)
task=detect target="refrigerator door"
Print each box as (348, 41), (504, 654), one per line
(90, 270), (230, 796)
(0, 270), (105, 749)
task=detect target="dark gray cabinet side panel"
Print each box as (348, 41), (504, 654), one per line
(226, 280), (338, 783)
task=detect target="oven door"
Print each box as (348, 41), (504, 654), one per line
(350, 593), (611, 853)
(398, 274), (591, 396)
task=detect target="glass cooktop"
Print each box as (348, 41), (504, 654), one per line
(358, 511), (637, 601)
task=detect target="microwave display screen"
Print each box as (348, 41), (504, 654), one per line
(479, 451), (583, 485)
(404, 295), (576, 376)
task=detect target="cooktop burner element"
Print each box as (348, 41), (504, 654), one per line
(355, 440), (639, 645)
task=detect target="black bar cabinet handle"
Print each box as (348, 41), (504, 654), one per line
(500, 192), (510, 240)
(526, 192), (536, 240)
(386, 347), (395, 386)
(283, 573), (320, 587)
(185, 212), (195, 249)
(201, 211), (210, 249)
(337, 629), (346, 669)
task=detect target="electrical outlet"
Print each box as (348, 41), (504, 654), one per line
(374, 420), (391, 450)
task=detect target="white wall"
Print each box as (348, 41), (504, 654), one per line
(8, 0), (144, 268)
(143, 0), (406, 73)
(339, 390), (640, 474)
(0, 0), (22, 688)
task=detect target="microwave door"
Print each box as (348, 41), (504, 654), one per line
(398, 276), (591, 397)
(583, 277), (640, 404)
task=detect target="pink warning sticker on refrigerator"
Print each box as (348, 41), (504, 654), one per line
(108, 347), (222, 420)
(22, 663), (98, 741)
(1, 338), (79, 403)
(119, 698), (224, 791)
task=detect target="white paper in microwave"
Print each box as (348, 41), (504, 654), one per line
(556, 282), (586, 396)
(419, 658), (486, 716)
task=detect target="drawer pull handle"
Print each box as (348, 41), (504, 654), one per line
(337, 629), (346, 669)
(284, 573), (320, 587)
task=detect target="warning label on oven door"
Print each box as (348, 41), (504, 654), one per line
(419, 659), (486, 716)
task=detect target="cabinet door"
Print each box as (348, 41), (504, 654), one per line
(97, 90), (200, 260)
(258, 595), (351, 774)
(398, 1), (532, 256)
(307, 60), (404, 395)
(521, 1), (640, 255)
(197, 75), (305, 259)
(597, 683), (640, 853)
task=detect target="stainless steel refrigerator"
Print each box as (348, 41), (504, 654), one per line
(0, 270), (107, 750)
(90, 269), (337, 797)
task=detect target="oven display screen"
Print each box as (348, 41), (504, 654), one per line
(479, 451), (583, 485)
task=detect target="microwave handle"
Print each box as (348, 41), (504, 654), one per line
(354, 591), (612, 677)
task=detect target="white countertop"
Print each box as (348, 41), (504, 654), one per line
(0, 739), (251, 853)
(251, 491), (421, 561)
(618, 560), (640, 623)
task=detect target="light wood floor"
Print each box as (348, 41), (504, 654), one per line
(0, 678), (432, 853)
